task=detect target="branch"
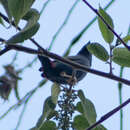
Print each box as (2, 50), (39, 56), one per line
(87, 98), (130, 130)
(0, 47), (11, 55)
(0, 44), (130, 86)
(82, 0), (130, 50)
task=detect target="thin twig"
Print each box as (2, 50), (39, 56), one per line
(49, 0), (80, 50)
(118, 25), (130, 130)
(82, 0), (130, 50)
(64, 0), (115, 57)
(18, 57), (37, 73)
(118, 67), (123, 130)
(87, 98), (130, 130)
(15, 103), (28, 130)
(40, 0), (51, 15)
(109, 44), (113, 74)
(10, 52), (18, 65)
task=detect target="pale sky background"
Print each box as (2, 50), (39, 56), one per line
(0, 0), (130, 130)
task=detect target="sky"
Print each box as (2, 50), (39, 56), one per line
(0, 0), (130, 130)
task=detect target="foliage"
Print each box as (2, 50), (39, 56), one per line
(0, 0), (129, 130)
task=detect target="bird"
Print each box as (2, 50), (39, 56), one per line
(38, 42), (92, 85)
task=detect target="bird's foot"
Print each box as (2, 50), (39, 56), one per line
(60, 72), (77, 86)
(67, 77), (77, 86)
(41, 73), (46, 78)
(39, 67), (47, 78)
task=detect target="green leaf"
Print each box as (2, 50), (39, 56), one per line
(78, 90), (85, 101)
(98, 6), (114, 44)
(36, 96), (56, 128)
(51, 83), (60, 104)
(22, 8), (40, 31)
(73, 115), (89, 130)
(39, 120), (56, 130)
(94, 124), (107, 130)
(47, 110), (58, 120)
(6, 8), (40, 44)
(87, 43), (109, 61)
(43, 96), (56, 114)
(8, 0), (34, 25)
(116, 35), (130, 45)
(113, 48), (130, 67)
(0, 16), (4, 26)
(0, 0), (12, 21)
(78, 90), (97, 125)
(6, 22), (40, 44)
(122, 35), (130, 43)
(76, 101), (84, 114)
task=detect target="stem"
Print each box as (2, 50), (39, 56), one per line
(109, 45), (113, 74)
(118, 25), (130, 130)
(49, 0), (80, 50)
(118, 65), (124, 130)
(119, 82), (123, 130)
(15, 103), (27, 130)
(18, 57), (37, 73)
(87, 98), (130, 130)
(10, 52), (18, 65)
(82, 0), (130, 50)
(40, 0), (51, 15)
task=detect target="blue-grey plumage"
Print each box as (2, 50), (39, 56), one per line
(38, 42), (92, 85)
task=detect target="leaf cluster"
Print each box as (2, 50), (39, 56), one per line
(0, 0), (40, 44)
(86, 7), (130, 67)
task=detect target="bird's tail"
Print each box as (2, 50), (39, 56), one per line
(38, 55), (51, 67)
(78, 41), (92, 66)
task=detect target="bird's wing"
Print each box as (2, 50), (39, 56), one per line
(67, 55), (88, 65)
(67, 55), (82, 62)
(52, 55), (87, 66)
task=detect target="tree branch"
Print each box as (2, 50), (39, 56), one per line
(82, 0), (130, 50)
(87, 98), (130, 130)
(0, 47), (11, 55)
(0, 44), (130, 86)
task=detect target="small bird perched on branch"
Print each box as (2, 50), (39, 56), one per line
(38, 42), (92, 85)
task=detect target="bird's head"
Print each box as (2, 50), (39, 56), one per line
(77, 41), (92, 66)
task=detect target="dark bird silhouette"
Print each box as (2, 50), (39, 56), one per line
(38, 42), (92, 85)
